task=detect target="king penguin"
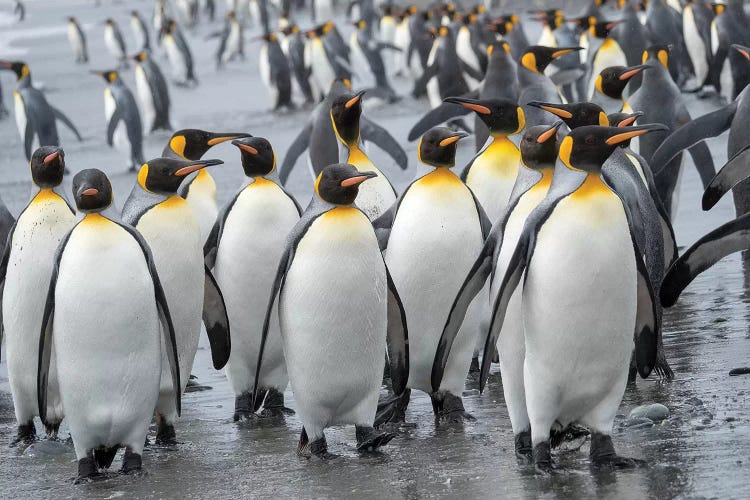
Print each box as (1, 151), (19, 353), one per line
(162, 129), (251, 245)
(37, 168), (181, 482)
(478, 124), (664, 472)
(104, 18), (128, 69)
(259, 32), (294, 111)
(131, 10), (151, 52)
(121, 157), (231, 445)
(131, 51), (172, 133)
(330, 90), (398, 220)
(93, 70), (145, 172)
(0, 147), (75, 445)
(160, 18), (198, 87)
(433, 121), (563, 458)
(590, 64), (650, 114)
(204, 137), (301, 421)
(67, 17), (88, 64)
(374, 127), (490, 424)
(0, 61), (82, 161)
(253, 163), (408, 458)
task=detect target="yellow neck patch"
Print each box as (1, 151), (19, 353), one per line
(160, 194), (188, 209)
(31, 188), (62, 205)
(81, 213), (109, 226)
(248, 176), (275, 189)
(418, 167), (462, 187)
(570, 173), (611, 200)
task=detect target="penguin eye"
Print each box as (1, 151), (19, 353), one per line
(585, 135), (596, 145)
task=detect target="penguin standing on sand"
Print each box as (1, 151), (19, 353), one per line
(0, 61), (82, 161)
(131, 11), (151, 52)
(476, 125), (664, 472)
(281, 79), (407, 185)
(131, 51), (172, 133)
(204, 137), (301, 420)
(38, 168), (181, 482)
(161, 19), (198, 87)
(67, 17), (88, 63)
(162, 129), (252, 245)
(0, 147), (74, 445)
(259, 32), (294, 111)
(121, 157), (231, 445)
(93, 70), (145, 172)
(374, 127), (490, 424)
(433, 121), (563, 458)
(330, 90), (397, 220)
(104, 19), (129, 69)
(253, 163), (408, 458)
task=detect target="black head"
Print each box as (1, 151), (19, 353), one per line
(520, 122), (562, 170)
(531, 9), (564, 29)
(131, 51), (149, 63)
(595, 64), (649, 98)
(30, 146), (65, 188)
(232, 137), (276, 177)
(260, 32), (278, 43)
(606, 111), (643, 147)
(314, 163), (377, 205)
(68, 16), (77, 23)
(485, 16), (514, 36)
(591, 20), (620, 38)
(527, 101), (609, 129)
(137, 157), (224, 194)
(444, 97), (525, 135)
(0, 60), (30, 80)
(73, 169), (113, 213)
(92, 69), (119, 84)
(558, 124), (668, 172)
(418, 127), (467, 168)
(642, 44), (670, 69)
(167, 129), (252, 160)
(521, 46), (582, 73)
(330, 90), (365, 146)
(105, 18), (116, 26)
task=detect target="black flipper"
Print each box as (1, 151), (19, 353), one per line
(361, 116), (408, 170)
(0, 223), (16, 363)
(384, 265), (409, 396)
(686, 141), (715, 190)
(51, 106), (83, 141)
(407, 101), (473, 142)
(203, 265), (231, 369)
(703, 144), (750, 210)
(661, 212), (750, 307)
(23, 120), (34, 161)
(106, 107), (123, 147)
(651, 103), (736, 176)
(279, 123), (311, 185)
(632, 239), (659, 378)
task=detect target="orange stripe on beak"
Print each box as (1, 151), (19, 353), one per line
(738, 48), (750, 60)
(618, 116), (638, 127)
(340, 175), (369, 187)
(175, 164), (206, 176)
(43, 151), (59, 164)
(539, 105), (573, 118)
(345, 95), (361, 109)
(238, 144), (258, 155)
(605, 130), (649, 145)
(439, 136), (461, 147)
(460, 102), (491, 115)
(619, 68), (643, 80)
(551, 49), (575, 58)
(207, 136), (234, 146)
(536, 125), (558, 143)
(82, 188), (98, 196)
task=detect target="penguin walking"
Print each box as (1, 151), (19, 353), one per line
(131, 10), (151, 52)
(414, 26), (471, 111)
(161, 19), (198, 87)
(477, 124), (664, 472)
(392, 8), (412, 77)
(131, 51), (172, 133)
(681, 0), (713, 91)
(37, 168), (181, 483)
(280, 78), (407, 185)
(0, 147), (74, 445)
(280, 25), (314, 105)
(213, 11), (244, 69)
(204, 137), (301, 420)
(380, 5), (399, 77)
(162, 129), (251, 245)
(330, 90), (397, 220)
(591, 64), (650, 114)
(304, 24), (346, 102)
(104, 18), (129, 69)
(121, 157), (231, 445)
(0, 61), (82, 161)
(253, 163), (408, 458)
(67, 17), (88, 63)
(374, 127), (490, 424)
(433, 121), (562, 457)
(259, 32), (294, 110)
(93, 70), (145, 172)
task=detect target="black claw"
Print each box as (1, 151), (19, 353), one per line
(533, 441), (557, 475)
(234, 393), (254, 421)
(155, 420), (177, 446)
(75, 456), (100, 484)
(259, 388), (295, 418)
(355, 425), (396, 451)
(309, 435), (338, 460)
(10, 421), (36, 446)
(589, 432), (644, 469)
(514, 430), (532, 461)
(374, 388), (410, 427)
(120, 448), (143, 474)
(432, 391), (475, 423)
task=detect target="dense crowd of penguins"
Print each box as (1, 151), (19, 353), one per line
(1, 0), (750, 485)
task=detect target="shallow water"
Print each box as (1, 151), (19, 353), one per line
(1, 1), (749, 498)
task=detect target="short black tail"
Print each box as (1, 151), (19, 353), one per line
(93, 446), (119, 470)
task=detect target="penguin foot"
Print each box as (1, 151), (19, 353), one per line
(10, 421), (36, 446)
(374, 388), (411, 427)
(309, 436), (338, 460)
(154, 421), (177, 446)
(355, 425), (396, 452)
(532, 441), (559, 475)
(550, 423), (589, 450)
(514, 430), (532, 461)
(120, 447), (143, 475)
(466, 357), (481, 381)
(589, 432), (645, 469)
(259, 388), (295, 418)
(297, 428), (311, 458)
(75, 456), (102, 484)
(233, 393), (254, 422)
(45, 421), (61, 440)
(185, 375), (212, 392)
(432, 392), (475, 424)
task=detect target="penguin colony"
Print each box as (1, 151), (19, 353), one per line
(0, 0), (748, 485)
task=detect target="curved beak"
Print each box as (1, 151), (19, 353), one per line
(444, 97), (491, 115)
(175, 158), (224, 176)
(732, 44), (750, 60)
(537, 121), (563, 143)
(526, 101), (573, 119)
(43, 148), (63, 164)
(604, 123), (669, 146)
(551, 47), (583, 59)
(439, 132), (468, 147)
(340, 171), (377, 187)
(81, 188), (99, 197)
(232, 141), (258, 155)
(207, 133), (252, 146)
(345, 90), (367, 109)
(619, 64), (650, 80)
(617, 112), (644, 127)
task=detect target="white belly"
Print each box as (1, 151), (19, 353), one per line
(131, 20), (147, 50)
(456, 28), (480, 90)
(225, 25), (241, 61)
(310, 42), (335, 98)
(314, 0), (332, 21)
(590, 40), (628, 97)
(165, 37), (188, 82)
(3, 193), (75, 425)
(259, 44), (278, 105)
(68, 25), (83, 59)
(523, 185), (635, 430)
(54, 218), (160, 459)
(537, 27), (557, 48)
(136, 198), (204, 418)
(13, 92), (27, 144)
(347, 149), (396, 220)
(684, 7), (708, 86)
(105, 27), (123, 58)
(214, 181), (300, 395)
(185, 171), (218, 246)
(135, 66), (156, 131)
(426, 41), (441, 108)
(350, 36), (375, 89)
(280, 208), (386, 436)
(385, 171), (483, 394)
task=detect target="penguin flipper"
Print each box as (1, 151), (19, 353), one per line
(23, 121), (34, 161)
(686, 140), (716, 190)
(632, 236), (659, 379)
(385, 265), (409, 396)
(106, 107), (123, 147)
(407, 101), (473, 142)
(279, 123), (311, 185)
(651, 103), (736, 175)
(702, 144), (750, 210)
(459, 60), (484, 83)
(50, 106), (82, 141)
(203, 265), (231, 370)
(361, 116), (408, 170)
(0, 222), (17, 363)
(661, 211), (750, 307)
(550, 65), (587, 87)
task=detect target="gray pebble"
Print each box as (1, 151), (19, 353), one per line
(629, 403), (670, 422)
